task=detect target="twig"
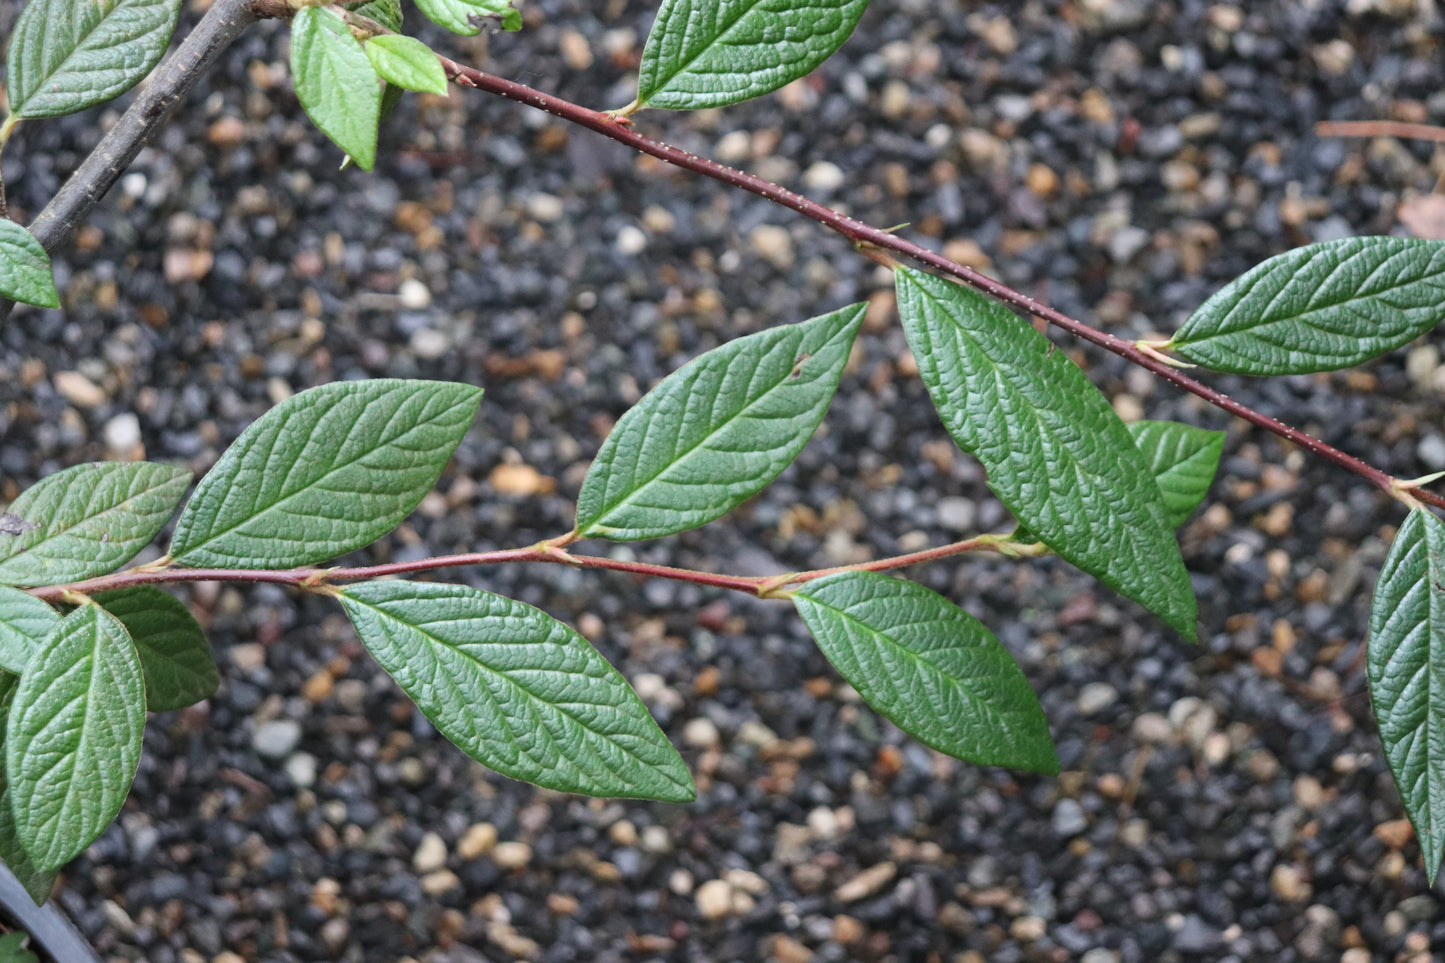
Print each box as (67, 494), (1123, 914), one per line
(1316, 120), (1445, 144)
(25, 535), (1010, 603)
(0, 0), (280, 319)
(437, 60), (1444, 512)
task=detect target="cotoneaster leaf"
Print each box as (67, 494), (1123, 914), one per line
(96, 587), (218, 712)
(793, 571), (1057, 773)
(0, 671), (57, 905)
(365, 34), (449, 95)
(171, 379), (481, 569)
(1126, 420), (1225, 529)
(6, 0), (182, 118)
(291, 6), (383, 171)
(576, 303), (865, 540)
(0, 462), (190, 588)
(894, 268), (1196, 640)
(0, 588), (58, 675)
(1368, 508), (1445, 885)
(7, 605), (145, 872)
(635, 0), (869, 110)
(0, 223), (60, 309)
(414, 0), (520, 35)
(339, 580), (694, 802)
(1171, 237), (1445, 375)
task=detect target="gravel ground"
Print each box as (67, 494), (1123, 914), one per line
(4, 0), (1445, 960)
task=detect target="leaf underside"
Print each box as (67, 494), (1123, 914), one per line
(894, 268), (1196, 640)
(7, 606), (145, 871)
(576, 303), (865, 540)
(170, 379), (481, 569)
(1368, 508), (1445, 885)
(1125, 420), (1225, 529)
(0, 588), (58, 675)
(339, 580), (695, 802)
(6, 0), (182, 118)
(0, 222), (60, 309)
(0, 462), (190, 588)
(1172, 237), (1445, 375)
(96, 587), (218, 712)
(793, 571), (1058, 773)
(636, 0), (869, 110)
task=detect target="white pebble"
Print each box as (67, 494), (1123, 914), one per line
(103, 412), (142, 454)
(616, 225), (647, 255)
(413, 832), (447, 873)
(398, 278), (431, 309)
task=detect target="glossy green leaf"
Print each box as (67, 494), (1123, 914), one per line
(0, 671), (56, 906)
(1368, 508), (1445, 885)
(353, 0), (402, 32)
(291, 6), (382, 171)
(895, 268), (1196, 640)
(339, 580), (694, 801)
(0, 588), (57, 675)
(365, 34), (448, 95)
(1126, 421), (1225, 529)
(577, 304), (865, 540)
(171, 380), (481, 569)
(8, 605), (145, 871)
(414, 0), (520, 35)
(1171, 237), (1445, 374)
(95, 588), (217, 712)
(793, 571), (1057, 773)
(0, 463), (190, 588)
(6, 0), (181, 118)
(635, 0), (868, 110)
(0, 223), (59, 309)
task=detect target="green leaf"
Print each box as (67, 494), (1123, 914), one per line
(1126, 421), (1225, 529)
(0, 671), (56, 906)
(291, 6), (383, 172)
(0, 588), (57, 675)
(353, 0), (402, 31)
(7, 605), (145, 871)
(792, 571), (1057, 773)
(339, 580), (695, 801)
(365, 34), (448, 95)
(1368, 508), (1445, 885)
(171, 379), (481, 569)
(1171, 237), (1445, 375)
(576, 304), (865, 540)
(414, 0), (520, 35)
(634, 0), (868, 110)
(95, 588), (217, 712)
(894, 268), (1196, 640)
(0, 930), (38, 962)
(0, 223), (59, 309)
(6, 0), (181, 118)
(0, 463), (190, 588)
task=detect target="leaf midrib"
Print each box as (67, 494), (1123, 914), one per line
(0, 469), (183, 570)
(645, 0), (770, 98)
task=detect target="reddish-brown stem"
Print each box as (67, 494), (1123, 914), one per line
(1316, 120), (1445, 144)
(26, 536), (1009, 603)
(436, 58), (1443, 512)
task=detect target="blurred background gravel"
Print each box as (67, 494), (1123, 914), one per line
(4, 0), (1445, 960)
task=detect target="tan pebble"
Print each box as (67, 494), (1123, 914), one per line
(769, 934), (813, 963)
(608, 820), (638, 847)
(547, 893), (579, 915)
(302, 670), (334, 704)
(1131, 713), (1173, 744)
(725, 868), (768, 895)
(457, 822), (497, 860)
(833, 914), (864, 943)
(488, 463), (556, 496)
(163, 248), (213, 284)
(751, 225), (794, 270)
(420, 870), (459, 895)
(558, 27), (593, 70)
(487, 920), (540, 959)
(1269, 863), (1310, 902)
(53, 371), (107, 408)
(1293, 775), (1325, 809)
(311, 877), (341, 915)
(1026, 163), (1059, 197)
(834, 862), (895, 902)
(683, 717), (721, 749)
(413, 832), (447, 874)
(493, 841), (532, 870)
(695, 879), (733, 920)
(1010, 915), (1047, 941)
(230, 643), (267, 672)
(1374, 819), (1414, 849)
(207, 116), (246, 147)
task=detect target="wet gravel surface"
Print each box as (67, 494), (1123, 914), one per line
(5, 0), (1445, 960)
